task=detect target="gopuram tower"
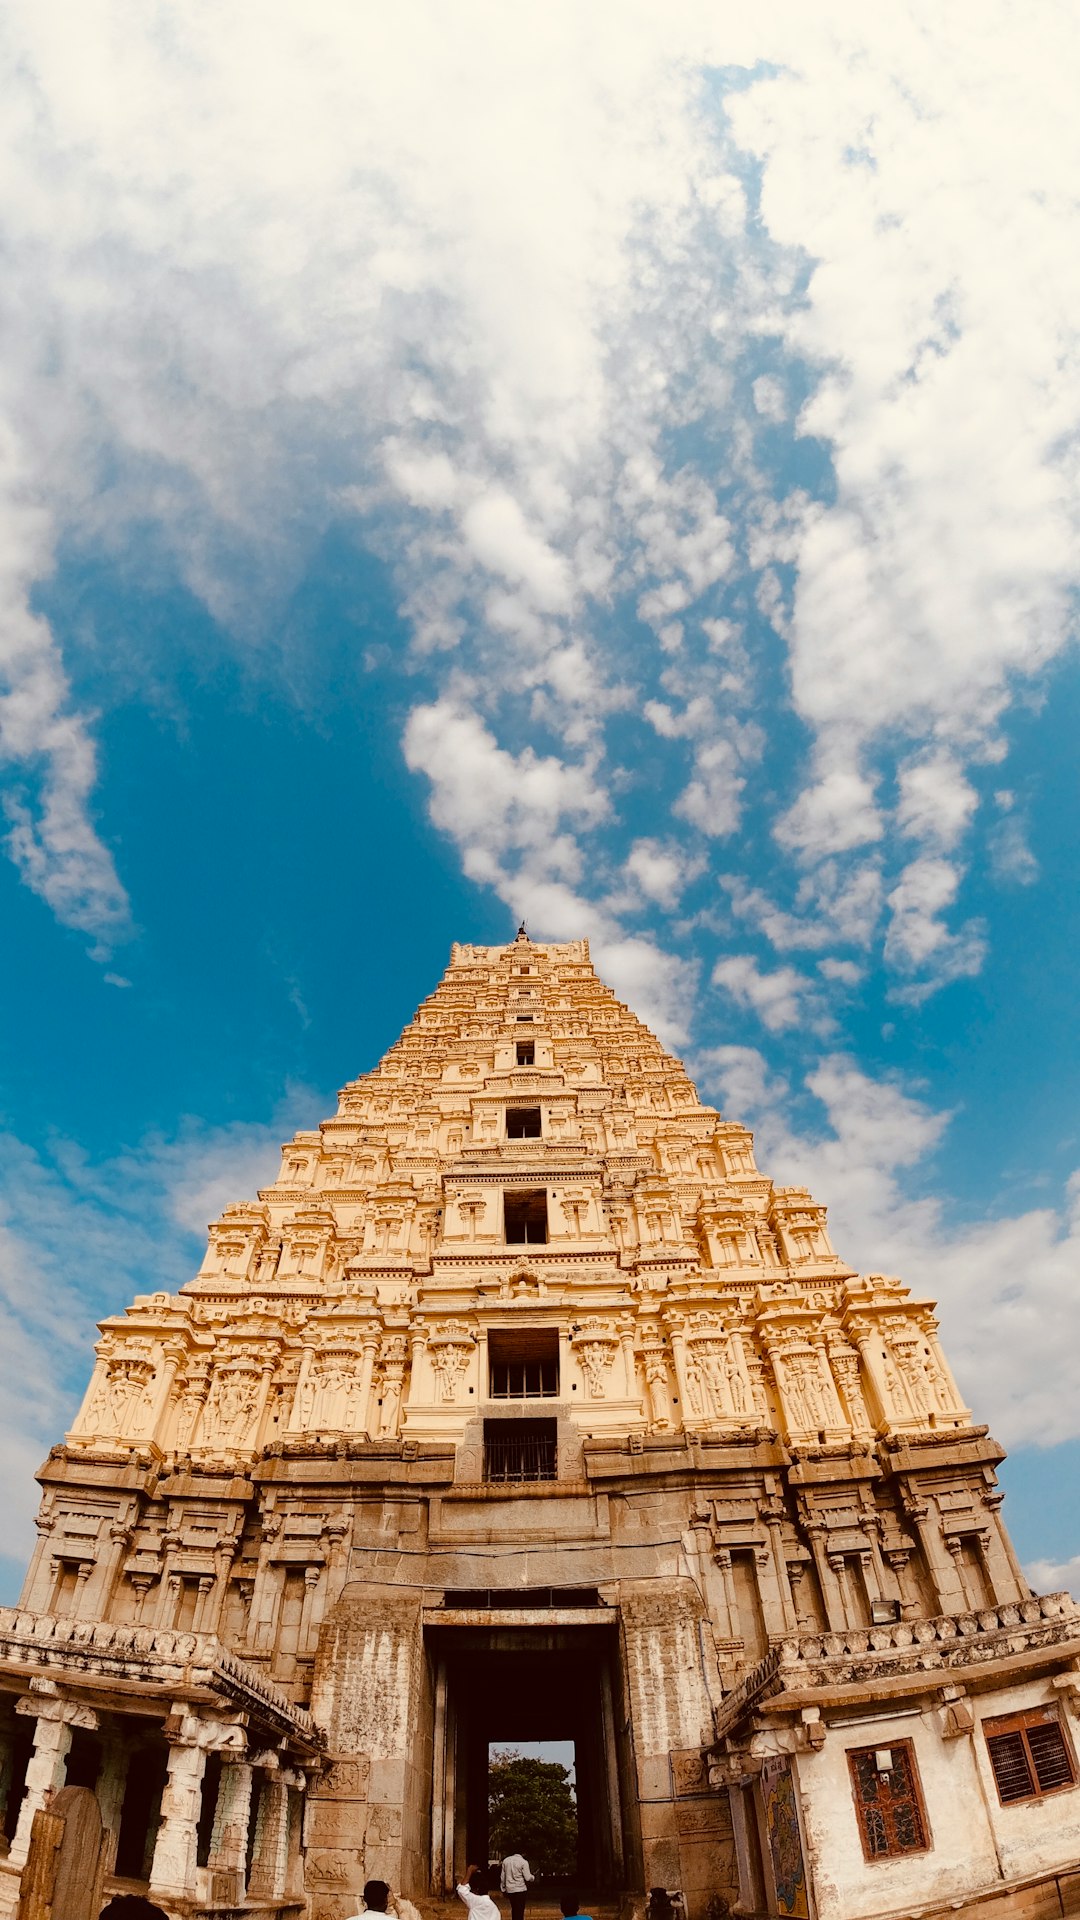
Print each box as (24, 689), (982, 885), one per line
(2, 935), (1079, 1920)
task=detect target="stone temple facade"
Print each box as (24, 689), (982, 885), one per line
(1, 933), (1080, 1920)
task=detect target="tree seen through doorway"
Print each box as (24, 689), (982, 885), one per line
(488, 1747), (578, 1880)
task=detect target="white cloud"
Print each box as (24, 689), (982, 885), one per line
(885, 856), (986, 992)
(752, 375), (786, 422)
(897, 755), (978, 853)
(461, 491), (572, 612)
(0, 2), (1076, 1001)
(624, 837), (701, 910)
(402, 696), (608, 888)
(775, 769), (883, 859)
(711, 953), (817, 1032)
(1024, 1556), (1080, 1601)
(675, 738), (746, 837)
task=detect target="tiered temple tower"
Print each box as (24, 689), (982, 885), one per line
(1, 935), (1079, 1920)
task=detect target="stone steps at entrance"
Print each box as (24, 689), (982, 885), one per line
(424, 1899), (624, 1920)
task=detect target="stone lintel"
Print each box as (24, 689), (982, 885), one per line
(885, 1428), (1005, 1470)
(787, 1451), (882, 1485)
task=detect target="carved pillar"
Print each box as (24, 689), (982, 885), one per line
(907, 1501), (965, 1614)
(155, 1570), (182, 1630)
(9, 1694), (97, 1865)
(193, 1575), (216, 1634)
(711, 1548), (738, 1640)
(805, 1524), (845, 1630)
(247, 1759), (290, 1901)
(667, 1328), (692, 1427)
(205, 1754), (254, 1903)
(613, 1323), (634, 1406)
(298, 1565), (322, 1655)
(148, 1729), (210, 1902)
(96, 1728), (131, 1877)
(983, 1498), (1030, 1601)
(357, 1335), (380, 1436)
(146, 1342), (185, 1444)
(760, 1505), (798, 1632)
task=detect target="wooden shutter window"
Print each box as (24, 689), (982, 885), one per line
(985, 1708), (1076, 1805)
(848, 1742), (929, 1860)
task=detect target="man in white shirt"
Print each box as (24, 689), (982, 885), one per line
(500, 1849), (534, 1920)
(347, 1880), (422, 1920)
(457, 1864), (501, 1920)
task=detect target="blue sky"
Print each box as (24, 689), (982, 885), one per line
(1, 3), (1079, 1603)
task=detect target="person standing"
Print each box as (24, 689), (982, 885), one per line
(500, 1849), (535, 1920)
(457, 1865), (501, 1920)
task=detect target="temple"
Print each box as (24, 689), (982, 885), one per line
(1, 934), (1078, 1920)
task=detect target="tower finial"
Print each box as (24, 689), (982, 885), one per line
(516, 919), (528, 941)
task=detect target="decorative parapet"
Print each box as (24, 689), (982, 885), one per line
(711, 1592), (1080, 1740)
(0, 1607), (322, 1750)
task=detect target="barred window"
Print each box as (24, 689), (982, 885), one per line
(848, 1742), (929, 1860)
(984, 1708), (1076, 1805)
(483, 1418), (557, 1482)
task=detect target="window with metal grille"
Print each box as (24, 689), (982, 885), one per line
(489, 1327), (559, 1398)
(506, 1106), (542, 1138)
(504, 1189), (548, 1242)
(483, 1418), (557, 1482)
(516, 1042), (535, 1065)
(984, 1708), (1076, 1804)
(848, 1742), (930, 1860)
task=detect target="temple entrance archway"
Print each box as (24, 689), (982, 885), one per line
(427, 1622), (633, 1896)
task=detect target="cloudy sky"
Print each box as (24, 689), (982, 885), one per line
(1, 1), (1079, 1603)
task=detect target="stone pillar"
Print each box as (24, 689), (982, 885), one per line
(146, 1342), (185, 1444)
(805, 1525), (846, 1630)
(619, 1324), (638, 1404)
(909, 1504), (966, 1614)
(618, 1578), (716, 1893)
(761, 1506), (799, 1632)
(357, 1336), (379, 1436)
(148, 1721), (210, 1903)
(283, 1774), (306, 1899)
(310, 1584), (430, 1892)
(9, 1693), (98, 1866)
(206, 1754), (254, 1904)
(193, 1575), (216, 1634)
(983, 1500), (1030, 1601)
(247, 1759), (290, 1901)
(155, 1570), (182, 1630)
(668, 1329), (693, 1427)
(96, 1729), (132, 1877)
(298, 1564), (322, 1655)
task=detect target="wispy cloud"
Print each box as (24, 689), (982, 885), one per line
(0, 4), (1074, 1009)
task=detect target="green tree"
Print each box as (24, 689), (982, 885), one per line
(488, 1749), (578, 1879)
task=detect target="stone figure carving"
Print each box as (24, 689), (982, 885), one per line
(377, 1336), (409, 1435)
(207, 1369), (260, 1443)
(829, 1345), (870, 1430)
(579, 1340), (615, 1398)
(431, 1342), (470, 1403)
(642, 1353), (672, 1430)
(897, 1347), (934, 1417)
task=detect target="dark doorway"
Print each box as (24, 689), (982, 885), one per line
(504, 1192), (548, 1244)
(429, 1624), (628, 1896)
